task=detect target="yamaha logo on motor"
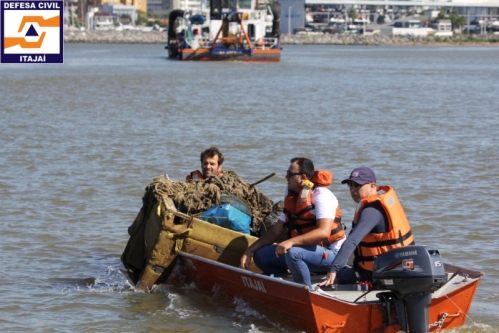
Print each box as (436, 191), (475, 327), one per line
(1, 0), (64, 63)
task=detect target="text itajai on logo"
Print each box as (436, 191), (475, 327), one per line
(1, 0), (64, 64)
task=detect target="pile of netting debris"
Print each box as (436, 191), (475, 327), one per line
(143, 170), (282, 236)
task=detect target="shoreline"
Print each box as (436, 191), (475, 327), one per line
(64, 30), (499, 46)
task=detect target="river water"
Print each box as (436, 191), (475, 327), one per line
(1, 43), (498, 332)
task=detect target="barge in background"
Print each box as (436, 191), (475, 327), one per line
(166, 0), (281, 62)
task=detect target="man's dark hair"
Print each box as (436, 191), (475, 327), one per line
(290, 157), (314, 179)
(200, 147), (224, 165)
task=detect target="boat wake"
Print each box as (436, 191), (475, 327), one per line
(232, 296), (304, 333)
(448, 321), (493, 333)
(60, 265), (134, 294)
(145, 269), (303, 332)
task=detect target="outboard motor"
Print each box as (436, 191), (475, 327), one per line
(373, 245), (446, 333)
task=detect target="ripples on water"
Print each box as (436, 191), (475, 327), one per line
(1, 44), (498, 332)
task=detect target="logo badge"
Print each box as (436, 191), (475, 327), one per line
(1, 0), (63, 63)
(402, 259), (414, 271)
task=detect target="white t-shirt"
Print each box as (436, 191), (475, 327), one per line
(279, 187), (346, 251)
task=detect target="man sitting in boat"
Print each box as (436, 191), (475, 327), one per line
(319, 167), (415, 287)
(240, 157), (346, 289)
(186, 146), (225, 180)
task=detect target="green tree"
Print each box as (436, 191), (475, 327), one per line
(437, 8), (446, 20)
(449, 10), (466, 30)
(136, 10), (148, 25)
(348, 8), (358, 21)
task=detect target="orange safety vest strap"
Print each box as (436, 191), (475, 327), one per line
(284, 204), (312, 237)
(292, 220), (315, 232)
(284, 205), (342, 223)
(288, 205), (315, 220)
(355, 254), (377, 264)
(291, 218), (344, 234)
(283, 206), (314, 238)
(330, 223), (345, 236)
(359, 230), (414, 248)
(356, 239), (416, 264)
(283, 206), (313, 225)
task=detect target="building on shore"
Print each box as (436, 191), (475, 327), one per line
(147, 0), (273, 15)
(281, 0), (499, 34)
(147, 0), (171, 15)
(76, 0), (499, 33)
(84, 2), (139, 30)
(78, 0), (147, 22)
(147, 0), (202, 15)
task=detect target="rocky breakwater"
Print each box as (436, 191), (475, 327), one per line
(281, 33), (499, 46)
(64, 29), (499, 46)
(64, 29), (416, 45)
(281, 33), (427, 46)
(64, 30), (168, 44)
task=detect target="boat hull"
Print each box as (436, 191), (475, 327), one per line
(178, 252), (400, 333)
(122, 191), (482, 332)
(177, 252), (482, 333)
(180, 48), (281, 62)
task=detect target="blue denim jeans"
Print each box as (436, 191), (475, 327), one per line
(253, 244), (338, 289)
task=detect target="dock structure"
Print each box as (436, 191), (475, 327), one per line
(280, 0), (499, 34)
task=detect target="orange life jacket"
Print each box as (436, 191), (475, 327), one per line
(283, 170), (344, 246)
(186, 170), (204, 180)
(353, 185), (415, 271)
(185, 170), (225, 180)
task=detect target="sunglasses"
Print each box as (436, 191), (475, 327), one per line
(286, 170), (302, 178)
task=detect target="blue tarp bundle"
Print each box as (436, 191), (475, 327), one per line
(200, 195), (252, 234)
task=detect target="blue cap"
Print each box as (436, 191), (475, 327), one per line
(341, 167), (376, 185)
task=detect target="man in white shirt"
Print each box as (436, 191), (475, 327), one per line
(240, 157), (346, 289)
